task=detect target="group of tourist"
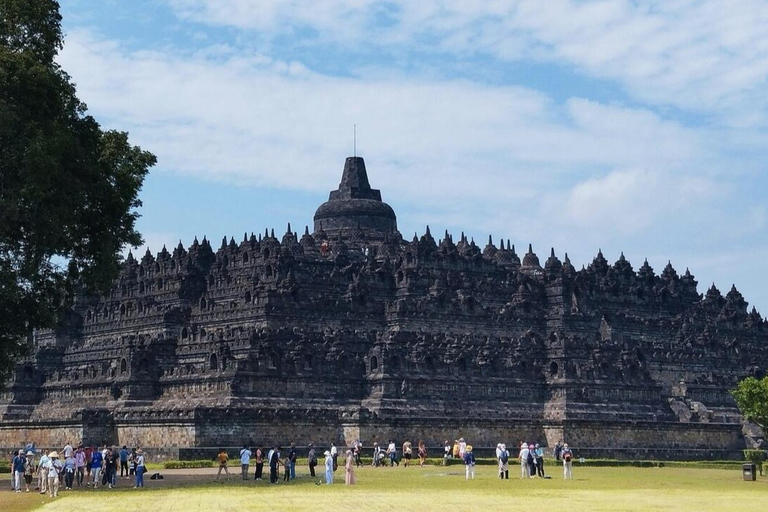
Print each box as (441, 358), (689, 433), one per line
(10, 443), (147, 496)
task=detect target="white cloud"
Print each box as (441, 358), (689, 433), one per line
(167, 0), (768, 126)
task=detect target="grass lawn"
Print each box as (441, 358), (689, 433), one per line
(0, 463), (764, 511)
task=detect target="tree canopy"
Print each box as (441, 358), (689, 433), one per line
(0, 0), (156, 385)
(732, 375), (768, 430)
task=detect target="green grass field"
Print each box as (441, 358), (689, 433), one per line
(1, 463), (764, 511)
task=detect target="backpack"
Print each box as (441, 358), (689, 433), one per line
(500, 452), (508, 464)
(564, 452), (572, 462)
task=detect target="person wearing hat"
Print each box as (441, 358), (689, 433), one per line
(133, 448), (146, 488)
(23, 451), (37, 492)
(519, 442), (530, 479)
(535, 443), (545, 478)
(498, 444), (509, 479)
(12, 449), (26, 492)
(307, 443), (317, 477)
(561, 443), (573, 480)
(463, 445), (476, 480)
(324, 450), (333, 484)
(344, 449), (356, 485)
(527, 444), (536, 477)
(47, 451), (63, 497)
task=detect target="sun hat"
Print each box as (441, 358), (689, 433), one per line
(466, 445), (473, 452)
(18, 449), (24, 455)
(136, 449), (143, 454)
(49, 451), (59, 458)
(324, 450), (331, 456)
(26, 451), (34, 456)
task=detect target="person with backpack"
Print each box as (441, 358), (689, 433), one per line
(498, 444), (509, 479)
(463, 445), (476, 480)
(307, 444), (318, 477)
(12, 449), (25, 492)
(23, 451), (37, 492)
(519, 442), (530, 479)
(562, 443), (574, 480)
(239, 445), (252, 480)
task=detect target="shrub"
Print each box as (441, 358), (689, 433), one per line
(744, 449), (766, 475)
(163, 460), (214, 469)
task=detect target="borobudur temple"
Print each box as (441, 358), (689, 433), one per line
(1, 157), (766, 459)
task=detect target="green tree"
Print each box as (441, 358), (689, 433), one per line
(0, 0), (155, 385)
(731, 375), (768, 430)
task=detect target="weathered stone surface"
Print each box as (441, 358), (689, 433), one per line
(1, 156), (766, 459)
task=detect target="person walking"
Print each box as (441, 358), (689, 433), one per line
(63, 451), (76, 490)
(463, 445), (476, 480)
(458, 438), (467, 459)
(239, 445), (252, 480)
(354, 440), (363, 467)
(387, 440), (398, 467)
(119, 446), (130, 479)
(307, 444), (317, 477)
(535, 443), (546, 478)
(372, 442), (383, 467)
(254, 446), (264, 480)
(330, 442), (338, 472)
(402, 440), (413, 467)
(90, 447), (103, 488)
(104, 448), (117, 488)
(345, 449), (356, 485)
(12, 449), (25, 492)
(562, 443), (573, 480)
(38, 450), (50, 494)
(47, 451), (63, 498)
(23, 451), (37, 492)
(324, 450), (333, 484)
(75, 446), (86, 486)
(443, 440), (451, 466)
(519, 442), (530, 479)
(216, 448), (230, 479)
(134, 448), (146, 488)
(418, 440), (427, 467)
(84, 446), (92, 481)
(498, 444), (509, 479)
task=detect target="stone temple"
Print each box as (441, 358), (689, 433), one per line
(1, 157), (766, 459)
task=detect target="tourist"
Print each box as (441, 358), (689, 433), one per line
(75, 446), (86, 486)
(418, 440), (427, 467)
(463, 445), (475, 480)
(324, 450), (333, 484)
(119, 445), (130, 479)
(452, 439), (459, 459)
(443, 440), (451, 466)
(47, 451), (63, 498)
(84, 446), (92, 480)
(282, 451), (291, 482)
(63, 450), (76, 489)
(498, 444), (509, 479)
(239, 445), (252, 480)
(372, 442), (383, 467)
(269, 445), (280, 484)
(330, 442), (338, 471)
(288, 443), (297, 480)
(519, 442), (530, 479)
(254, 446), (264, 480)
(562, 443), (573, 480)
(23, 451), (36, 492)
(12, 449), (25, 492)
(38, 449), (50, 494)
(345, 449), (356, 485)
(129, 447), (137, 477)
(63, 442), (73, 459)
(134, 448), (146, 488)
(90, 446), (103, 488)
(105, 447), (118, 488)
(535, 443), (546, 478)
(387, 439), (398, 466)
(216, 448), (230, 479)
(527, 444), (537, 477)
(555, 441), (562, 461)
(402, 439), (413, 467)
(458, 438), (467, 459)
(308, 443), (317, 477)
(354, 440), (363, 467)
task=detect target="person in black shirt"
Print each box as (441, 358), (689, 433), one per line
(269, 446), (280, 484)
(104, 449), (117, 488)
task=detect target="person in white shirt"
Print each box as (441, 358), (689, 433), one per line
(63, 443), (73, 459)
(386, 440), (398, 467)
(47, 451), (63, 498)
(519, 442), (530, 479)
(330, 443), (338, 472)
(458, 438), (467, 459)
(37, 451), (51, 494)
(239, 445), (252, 480)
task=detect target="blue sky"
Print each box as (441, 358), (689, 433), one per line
(59, 0), (768, 313)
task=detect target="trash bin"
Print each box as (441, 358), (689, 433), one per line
(743, 463), (757, 481)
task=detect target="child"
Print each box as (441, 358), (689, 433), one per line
(282, 453), (291, 482)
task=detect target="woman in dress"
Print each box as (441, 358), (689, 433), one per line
(345, 449), (356, 485)
(324, 450), (333, 484)
(418, 441), (427, 467)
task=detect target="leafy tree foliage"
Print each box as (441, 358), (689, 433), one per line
(0, 0), (156, 385)
(731, 375), (768, 430)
